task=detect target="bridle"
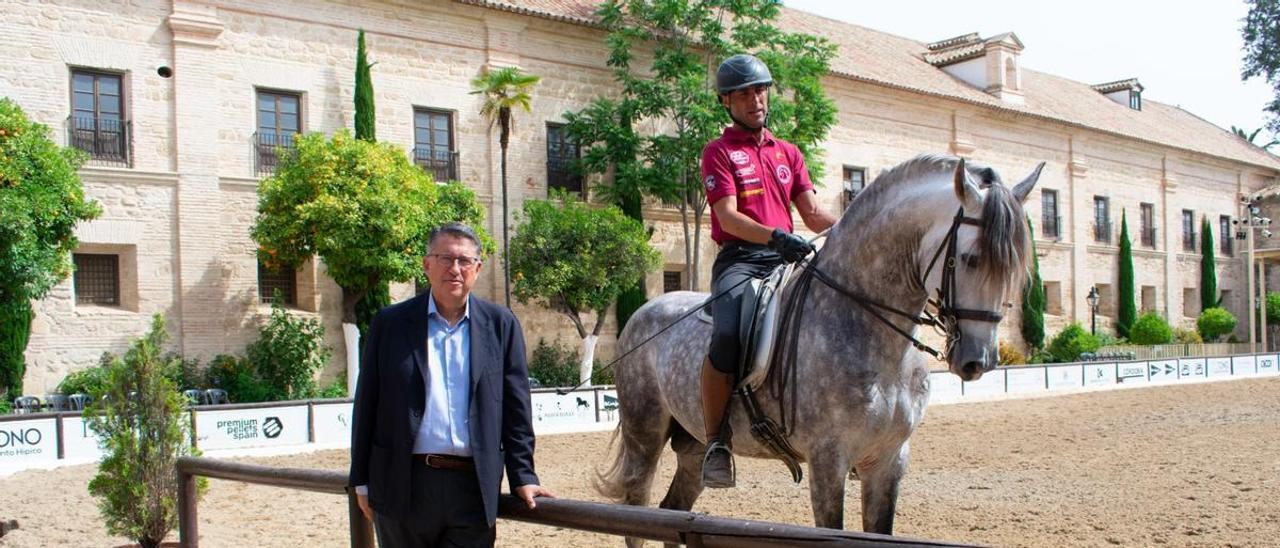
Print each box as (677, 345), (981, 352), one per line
(805, 207), (1005, 361)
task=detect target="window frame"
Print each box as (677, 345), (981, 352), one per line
(73, 253), (121, 306)
(254, 89), (303, 175)
(257, 260), (298, 307)
(663, 270), (683, 293)
(842, 165), (867, 209)
(1182, 209), (1196, 252)
(69, 68), (129, 165)
(546, 122), (583, 194)
(413, 107), (457, 182)
(1219, 215), (1233, 256)
(1093, 196), (1111, 243)
(1041, 189), (1060, 240)
(1140, 202), (1156, 248)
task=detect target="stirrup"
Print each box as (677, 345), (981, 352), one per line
(701, 440), (736, 488)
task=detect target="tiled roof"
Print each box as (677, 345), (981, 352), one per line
(1092, 78), (1144, 94)
(461, 0), (1280, 171)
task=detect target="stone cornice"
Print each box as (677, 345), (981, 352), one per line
(80, 166), (179, 186)
(168, 6), (224, 48)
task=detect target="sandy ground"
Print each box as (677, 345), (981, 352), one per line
(1, 377), (1278, 547)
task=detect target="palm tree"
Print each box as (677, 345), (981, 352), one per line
(1231, 125), (1279, 151)
(471, 66), (540, 308)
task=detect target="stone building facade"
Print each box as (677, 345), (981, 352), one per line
(4, 0), (1278, 393)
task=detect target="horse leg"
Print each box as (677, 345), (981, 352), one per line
(856, 443), (910, 535)
(655, 426), (707, 548)
(597, 394), (672, 548)
(806, 444), (853, 529)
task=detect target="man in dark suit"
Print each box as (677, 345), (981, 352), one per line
(350, 222), (553, 547)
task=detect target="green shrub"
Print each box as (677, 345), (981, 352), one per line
(1173, 326), (1203, 344)
(204, 354), (268, 404)
(1027, 349), (1053, 364)
(85, 315), (200, 548)
(1128, 313), (1174, 345)
(528, 338), (579, 388)
(0, 398), (10, 414)
(317, 377), (348, 399)
(1094, 331), (1123, 347)
(57, 352), (114, 396)
(1046, 323), (1101, 363)
(1197, 307), (1237, 342)
(161, 352), (201, 391)
(246, 301), (331, 401)
(998, 341), (1027, 365)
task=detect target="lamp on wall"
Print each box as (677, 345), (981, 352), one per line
(1086, 285), (1101, 335)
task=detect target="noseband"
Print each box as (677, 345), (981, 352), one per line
(807, 207), (1004, 361)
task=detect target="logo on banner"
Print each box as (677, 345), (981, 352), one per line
(263, 417), (283, 439)
(775, 164), (792, 185)
(0, 428), (43, 455)
(729, 150), (749, 165)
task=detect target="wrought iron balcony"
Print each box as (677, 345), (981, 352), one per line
(254, 131), (297, 176)
(1141, 226), (1157, 248)
(1183, 230), (1197, 252)
(414, 147), (459, 182)
(1093, 220), (1112, 244)
(67, 115), (131, 167)
(1042, 214), (1062, 240)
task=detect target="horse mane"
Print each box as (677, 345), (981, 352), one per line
(855, 154), (1031, 286)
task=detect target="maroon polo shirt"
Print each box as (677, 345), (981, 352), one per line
(701, 126), (814, 245)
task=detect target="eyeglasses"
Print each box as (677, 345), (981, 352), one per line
(428, 253), (481, 269)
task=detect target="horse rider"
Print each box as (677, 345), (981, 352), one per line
(699, 54), (837, 488)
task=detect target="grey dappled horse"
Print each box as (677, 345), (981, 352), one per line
(599, 154), (1042, 541)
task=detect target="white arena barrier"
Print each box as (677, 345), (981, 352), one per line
(3, 353), (1278, 476)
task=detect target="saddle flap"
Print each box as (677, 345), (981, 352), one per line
(741, 263), (794, 388)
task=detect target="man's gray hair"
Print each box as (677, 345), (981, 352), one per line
(428, 222), (483, 256)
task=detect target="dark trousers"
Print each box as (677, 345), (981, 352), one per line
(372, 460), (495, 548)
(708, 242), (783, 376)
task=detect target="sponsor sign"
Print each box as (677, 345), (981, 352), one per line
(312, 402), (353, 445)
(962, 369), (1005, 397)
(195, 406), (308, 450)
(0, 418), (58, 464)
(1046, 365), (1083, 389)
(1005, 367), (1046, 394)
(1147, 360), (1179, 383)
(62, 416), (107, 462)
(1177, 358), (1207, 381)
(596, 390), (620, 423)
(1084, 363), (1117, 387)
(1116, 362), (1149, 384)
(927, 372), (962, 403)
(1232, 355), (1257, 376)
(1206, 357), (1233, 378)
(531, 390), (596, 429)
(1258, 354), (1280, 376)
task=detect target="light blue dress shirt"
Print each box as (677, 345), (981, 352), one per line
(412, 294), (473, 456)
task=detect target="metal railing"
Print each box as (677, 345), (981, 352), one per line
(253, 131), (296, 176)
(1140, 226), (1157, 248)
(1183, 230), (1197, 252)
(67, 115), (131, 167)
(1097, 343), (1252, 361)
(1042, 214), (1061, 240)
(175, 456), (965, 547)
(413, 147), (458, 182)
(1093, 221), (1112, 243)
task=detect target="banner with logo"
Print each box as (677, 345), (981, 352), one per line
(1084, 363), (1117, 387)
(530, 390), (597, 429)
(195, 406), (309, 450)
(312, 403), (353, 445)
(0, 418), (58, 464)
(1206, 357), (1233, 378)
(596, 390), (620, 423)
(1046, 365), (1083, 389)
(1145, 359), (1178, 383)
(61, 416), (107, 462)
(1177, 358), (1207, 381)
(1116, 362), (1149, 385)
(1258, 354), (1280, 375)
(1232, 355), (1257, 376)
(1005, 367), (1046, 394)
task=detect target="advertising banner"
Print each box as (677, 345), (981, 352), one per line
(531, 390), (597, 429)
(962, 369), (1006, 397)
(1083, 363), (1117, 387)
(1146, 360), (1179, 383)
(61, 416), (106, 462)
(1177, 358), (1207, 381)
(195, 406), (309, 450)
(0, 418), (58, 464)
(1206, 357), (1233, 378)
(596, 389), (620, 423)
(1005, 367), (1046, 394)
(312, 402), (353, 445)
(1046, 365), (1083, 389)
(928, 372), (963, 403)
(1116, 362), (1150, 385)
(1232, 355), (1257, 376)
(1258, 354), (1280, 375)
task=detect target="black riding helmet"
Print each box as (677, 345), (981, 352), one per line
(716, 54), (773, 95)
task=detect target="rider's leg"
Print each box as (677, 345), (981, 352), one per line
(702, 252), (754, 488)
(701, 357), (734, 441)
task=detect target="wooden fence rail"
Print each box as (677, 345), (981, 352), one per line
(175, 456), (971, 547)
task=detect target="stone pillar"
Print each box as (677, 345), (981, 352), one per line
(168, 2), (225, 356)
(1067, 136), (1087, 323)
(1161, 155), (1179, 321)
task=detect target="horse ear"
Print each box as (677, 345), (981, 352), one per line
(1012, 162), (1045, 203)
(952, 158), (982, 209)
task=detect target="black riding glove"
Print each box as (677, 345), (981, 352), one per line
(768, 228), (813, 263)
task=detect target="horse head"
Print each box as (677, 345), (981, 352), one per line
(935, 158), (1043, 380)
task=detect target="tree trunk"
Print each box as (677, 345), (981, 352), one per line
(0, 298), (32, 397)
(692, 202), (706, 291)
(578, 334), (598, 386)
(500, 112), (512, 308)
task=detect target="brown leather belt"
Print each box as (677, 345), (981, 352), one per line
(415, 453), (475, 471)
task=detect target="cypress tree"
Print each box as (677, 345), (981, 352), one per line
(1201, 215), (1218, 312)
(1117, 210), (1137, 338)
(354, 29), (376, 142)
(1020, 218), (1045, 350)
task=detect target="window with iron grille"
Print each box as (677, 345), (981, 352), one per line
(74, 253), (120, 305)
(842, 166), (866, 209)
(255, 90), (301, 175)
(1140, 203), (1156, 247)
(1041, 189), (1060, 239)
(258, 261), (297, 306)
(1220, 215), (1233, 256)
(663, 271), (682, 293)
(547, 123), (582, 194)
(69, 69), (129, 166)
(414, 108), (456, 182)
(1093, 196), (1111, 243)
(1182, 209), (1196, 251)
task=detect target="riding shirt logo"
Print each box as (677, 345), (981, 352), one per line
(735, 165), (756, 177)
(704, 175), (716, 191)
(775, 164), (792, 185)
(729, 150), (750, 165)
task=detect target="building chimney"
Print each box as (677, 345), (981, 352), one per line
(926, 32), (1025, 105)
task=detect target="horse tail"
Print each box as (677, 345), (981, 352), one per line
(593, 424), (629, 501)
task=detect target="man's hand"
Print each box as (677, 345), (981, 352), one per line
(768, 229), (813, 263)
(514, 484), (556, 509)
(356, 493), (373, 521)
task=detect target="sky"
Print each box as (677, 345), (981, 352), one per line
(783, 0), (1277, 142)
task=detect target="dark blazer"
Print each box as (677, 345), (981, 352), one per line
(349, 292), (539, 526)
